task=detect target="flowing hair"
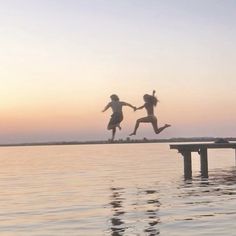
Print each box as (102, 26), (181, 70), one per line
(144, 90), (159, 106)
(152, 90), (159, 106)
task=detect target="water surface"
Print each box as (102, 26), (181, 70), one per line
(0, 143), (235, 235)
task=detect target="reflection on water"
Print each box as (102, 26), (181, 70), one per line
(144, 189), (160, 235)
(109, 186), (160, 235)
(180, 167), (236, 197)
(169, 166), (236, 225)
(109, 187), (126, 236)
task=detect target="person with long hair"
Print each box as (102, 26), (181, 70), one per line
(102, 94), (136, 141)
(129, 90), (170, 136)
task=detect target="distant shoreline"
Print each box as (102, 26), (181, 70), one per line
(1, 137), (236, 147)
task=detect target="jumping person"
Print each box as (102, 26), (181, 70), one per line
(102, 94), (136, 141)
(129, 90), (170, 136)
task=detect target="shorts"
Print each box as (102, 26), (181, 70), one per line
(108, 112), (123, 126)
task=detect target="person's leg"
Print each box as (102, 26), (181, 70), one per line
(129, 120), (140, 136)
(151, 117), (159, 133)
(129, 117), (150, 136)
(111, 127), (116, 141)
(117, 114), (123, 131)
(152, 121), (171, 134)
(117, 123), (121, 130)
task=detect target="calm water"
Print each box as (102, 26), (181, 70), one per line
(0, 143), (235, 236)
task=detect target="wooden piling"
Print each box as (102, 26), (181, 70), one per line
(181, 150), (192, 179)
(199, 148), (208, 178)
(170, 143), (236, 179)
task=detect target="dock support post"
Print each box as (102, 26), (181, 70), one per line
(235, 149), (236, 165)
(180, 150), (192, 179)
(199, 148), (208, 178)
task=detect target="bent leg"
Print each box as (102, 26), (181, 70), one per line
(129, 120), (140, 136)
(153, 123), (171, 134)
(129, 117), (151, 136)
(151, 118), (159, 133)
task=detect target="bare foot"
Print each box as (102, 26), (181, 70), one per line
(108, 138), (114, 143)
(155, 124), (171, 134)
(129, 132), (136, 136)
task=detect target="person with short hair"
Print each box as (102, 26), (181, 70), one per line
(102, 94), (136, 141)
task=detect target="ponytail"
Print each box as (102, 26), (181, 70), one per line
(152, 90), (158, 106)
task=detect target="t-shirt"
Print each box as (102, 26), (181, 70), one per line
(110, 101), (126, 113)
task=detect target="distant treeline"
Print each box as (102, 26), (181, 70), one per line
(1, 137), (236, 147)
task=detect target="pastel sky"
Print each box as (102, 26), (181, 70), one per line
(1, 0), (236, 143)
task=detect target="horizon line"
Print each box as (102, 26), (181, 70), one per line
(1, 137), (236, 147)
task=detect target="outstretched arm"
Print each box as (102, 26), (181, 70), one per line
(122, 102), (136, 110)
(102, 103), (111, 112)
(135, 104), (145, 110)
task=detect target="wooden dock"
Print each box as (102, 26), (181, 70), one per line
(170, 143), (236, 179)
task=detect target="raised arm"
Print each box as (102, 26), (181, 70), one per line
(102, 103), (111, 112)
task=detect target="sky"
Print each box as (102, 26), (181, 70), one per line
(1, 0), (236, 143)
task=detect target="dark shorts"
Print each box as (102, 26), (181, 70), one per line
(108, 112), (123, 126)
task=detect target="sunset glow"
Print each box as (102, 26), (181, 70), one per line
(1, 0), (236, 143)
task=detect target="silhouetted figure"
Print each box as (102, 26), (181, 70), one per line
(103, 94), (135, 141)
(130, 90), (170, 136)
